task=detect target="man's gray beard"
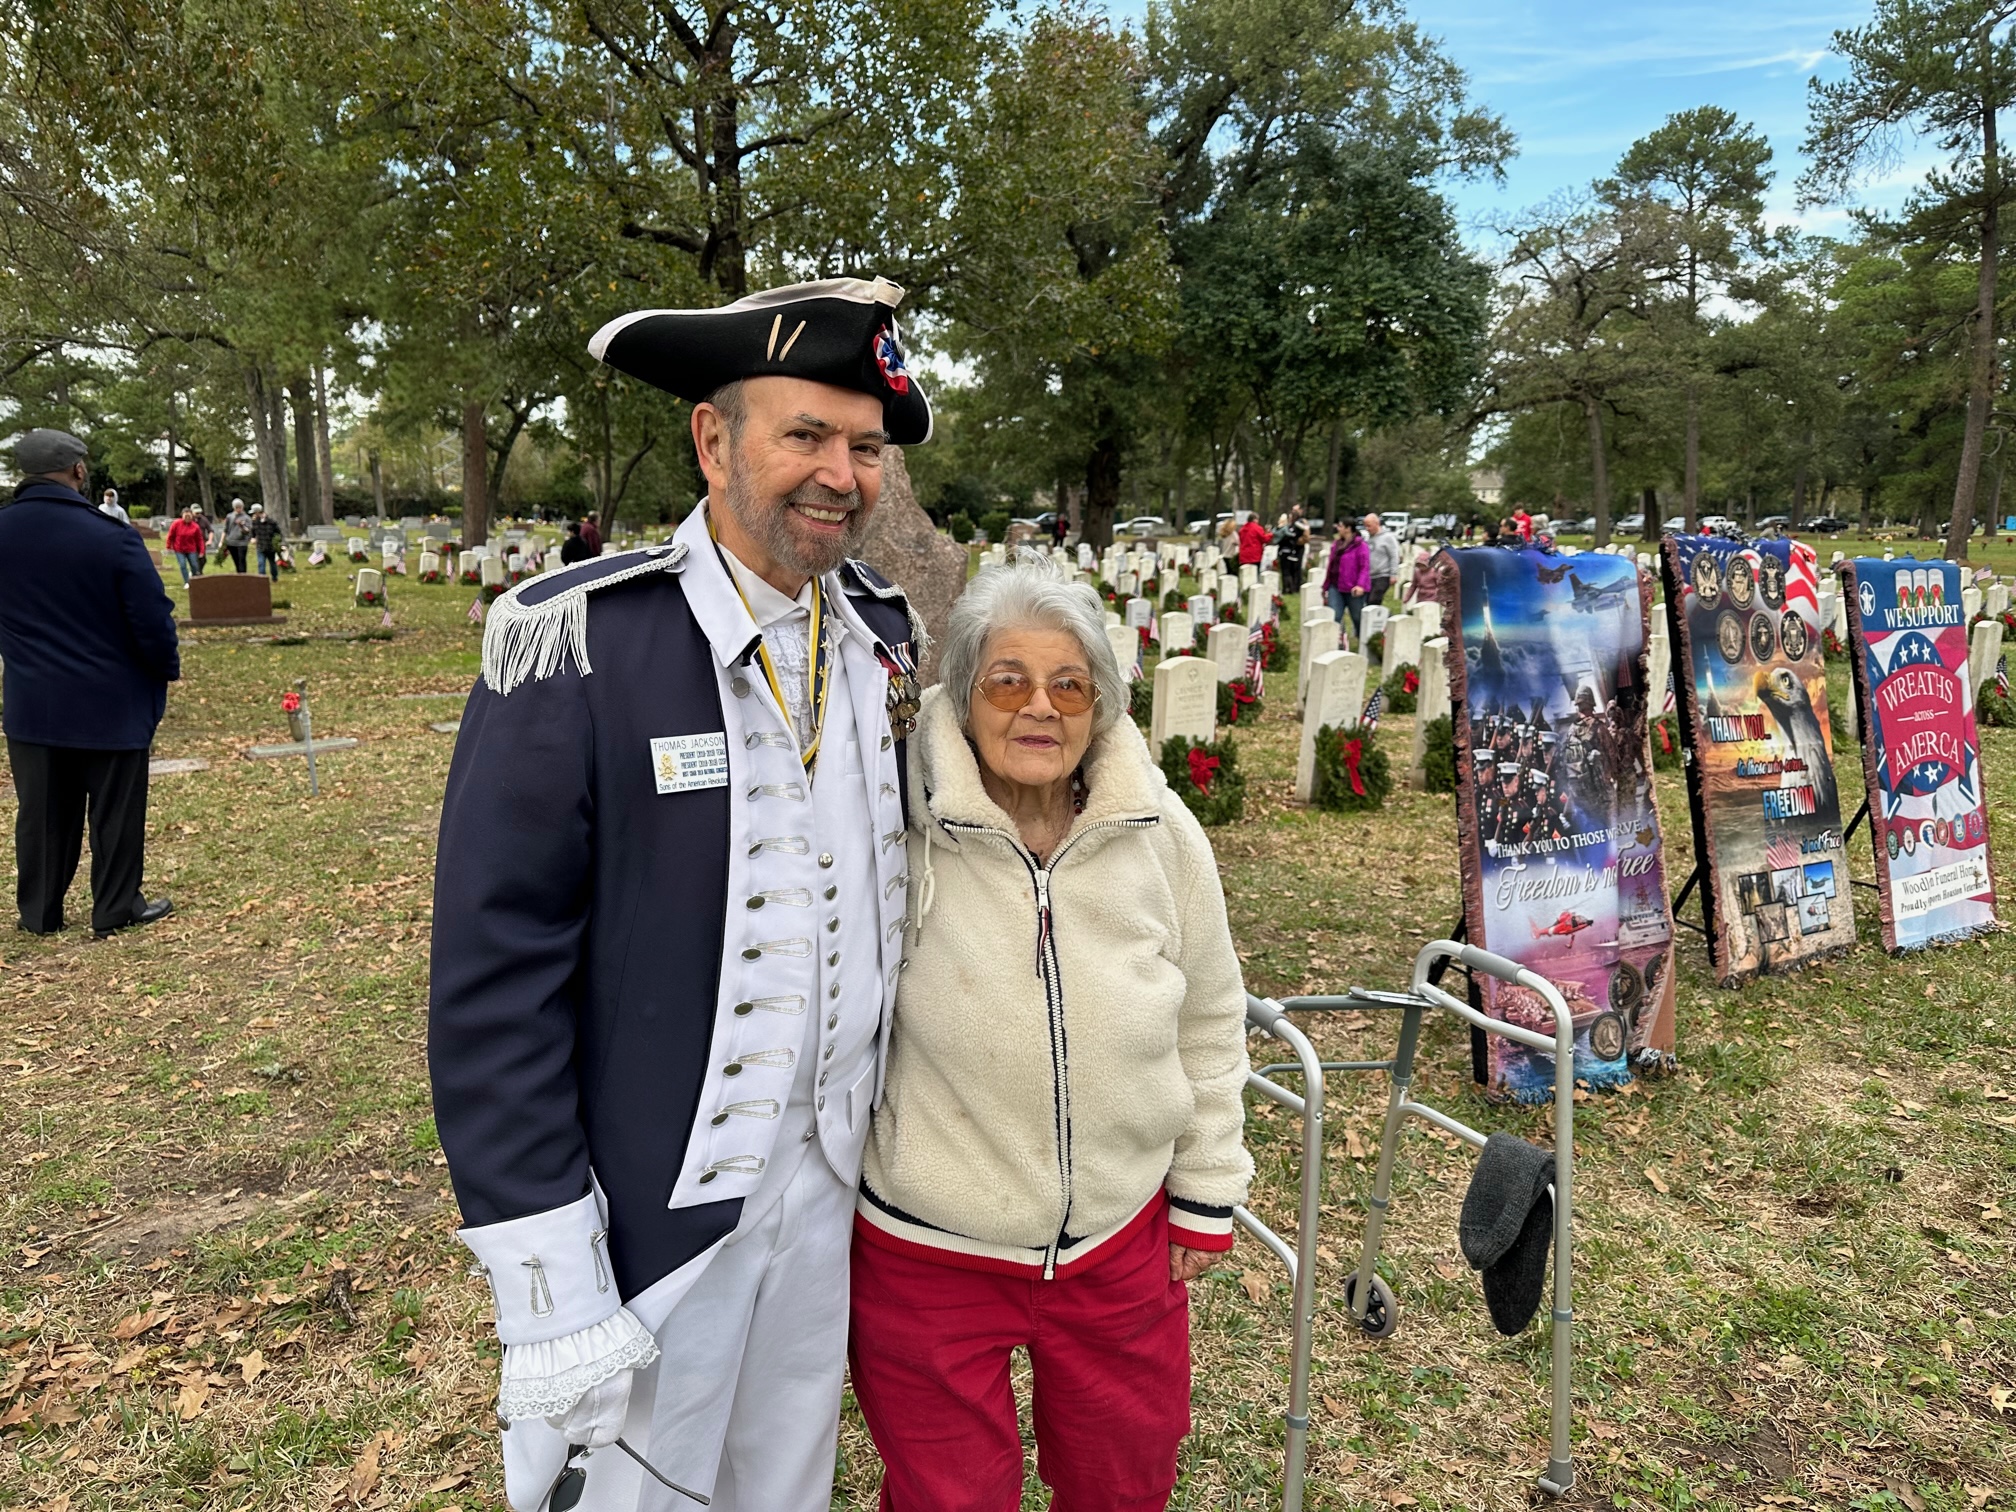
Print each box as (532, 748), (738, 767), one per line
(721, 466), (869, 578)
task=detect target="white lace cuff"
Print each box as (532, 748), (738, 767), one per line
(496, 1306), (660, 1422)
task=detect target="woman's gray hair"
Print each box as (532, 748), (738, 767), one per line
(939, 550), (1126, 733)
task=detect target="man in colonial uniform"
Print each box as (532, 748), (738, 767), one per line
(429, 277), (928, 1511)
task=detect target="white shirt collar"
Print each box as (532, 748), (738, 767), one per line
(719, 539), (813, 630)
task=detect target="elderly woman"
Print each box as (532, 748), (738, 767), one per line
(849, 557), (1252, 1512)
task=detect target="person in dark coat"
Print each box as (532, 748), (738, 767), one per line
(249, 504), (284, 581)
(0, 429), (178, 936)
(558, 519), (593, 565)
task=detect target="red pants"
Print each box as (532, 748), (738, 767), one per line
(848, 1213), (1192, 1512)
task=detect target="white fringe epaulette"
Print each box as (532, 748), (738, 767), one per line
(481, 543), (689, 696)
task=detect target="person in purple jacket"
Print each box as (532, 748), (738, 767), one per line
(0, 429), (178, 936)
(1324, 518), (1371, 640)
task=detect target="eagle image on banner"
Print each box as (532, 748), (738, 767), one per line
(1839, 558), (1998, 950)
(1437, 546), (1678, 1103)
(1664, 534), (1855, 984)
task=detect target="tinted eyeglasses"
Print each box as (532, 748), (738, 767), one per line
(974, 671), (1098, 715)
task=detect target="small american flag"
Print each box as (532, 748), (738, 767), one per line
(381, 609), (394, 629)
(1245, 621), (1266, 697)
(1998, 654), (2009, 699)
(1361, 685), (1385, 732)
(468, 597), (485, 624)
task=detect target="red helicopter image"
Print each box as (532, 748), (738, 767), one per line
(1531, 910), (1595, 941)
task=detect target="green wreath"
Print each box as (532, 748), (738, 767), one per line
(1649, 715), (1684, 768)
(1379, 665), (1420, 715)
(1980, 681), (2016, 728)
(1421, 715), (1455, 794)
(1366, 630), (1385, 664)
(1312, 724), (1393, 812)
(1129, 677), (1153, 728)
(1217, 677), (1263, 727)
(1159, 734), (1246, 825)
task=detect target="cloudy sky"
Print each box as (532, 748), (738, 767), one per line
(1106, 1), (1948, 244)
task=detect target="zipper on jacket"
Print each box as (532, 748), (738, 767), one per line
(936, 813), (1156, 1278)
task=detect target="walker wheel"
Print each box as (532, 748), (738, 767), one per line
(1342, 1273), (1398, 1339)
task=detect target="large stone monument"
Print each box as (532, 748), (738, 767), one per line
(856, 446), (969, 684)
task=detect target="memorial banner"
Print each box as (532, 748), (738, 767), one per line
(1438, 546), (1677, 1102)
(1840, 558), (1998, 950)
(1664, 535), (1854, 983)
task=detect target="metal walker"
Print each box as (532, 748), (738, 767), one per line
(1234, 940), (1579, 1510)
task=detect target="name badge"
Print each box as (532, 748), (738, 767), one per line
(650, 732), (729, 794)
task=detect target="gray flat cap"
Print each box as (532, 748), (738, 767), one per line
(15, 428), (88, 474)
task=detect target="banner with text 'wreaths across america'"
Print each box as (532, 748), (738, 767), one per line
(1839, 558), (1998, 950)
(1664, 534), (1854, 984)
(1437, 546), (1677, 1102)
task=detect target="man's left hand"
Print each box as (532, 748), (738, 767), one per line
(1170, 1244), (1217, 1283)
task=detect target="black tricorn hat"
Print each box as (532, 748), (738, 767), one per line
(588, 276), (932, 446)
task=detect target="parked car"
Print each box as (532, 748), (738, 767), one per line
(1569, 516), (1597, 535)
(1755, 514), (1790, 532)
(1616, 513), (1647, 534)
(1662, 515), (1687, 532)
(1699, 514), (1736, 534)
(1117, 515), (1172, 537)
(1805, 515), (1849, 534)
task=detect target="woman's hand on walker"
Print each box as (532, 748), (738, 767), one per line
(1170, 1244), (1216, 1283)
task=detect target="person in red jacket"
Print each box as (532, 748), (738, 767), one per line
(1237, 514), (1269, 566)
(164, 506), (207, 584)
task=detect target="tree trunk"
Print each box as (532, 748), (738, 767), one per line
(1641, 486), (1659, 544)
(164, 390), (178, 516)
(286, 375), (320, 529)
(1683, 383), (1700, 533)
(1948, 46), (2001, 560)
(368, 450), (385, 520)
(1791, 459), (1808, 531)
(1987, 460), (2004, 541)
(313, 366), (336, 521)
(1083, 430), (1121, 552)
(1861, 479), (1876, 534)
(194, 456), (213, 515)
(462, 399), (490, 546)
(489, 404), (534, 514)
(1583, 394), (1612, 547)
(243, 366), (287, 525)
(1323, 418), (1343, 526)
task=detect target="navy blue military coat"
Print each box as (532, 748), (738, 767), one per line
(429, 527), (916, 1322)
(0, 480), (179, 749)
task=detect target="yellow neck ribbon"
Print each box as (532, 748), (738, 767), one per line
(709, 512), (832, 776)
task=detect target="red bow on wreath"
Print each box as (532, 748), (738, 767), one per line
(1187, 747), (1220, 795)
(1402, 668), (1420, 695)
(1338, 734), (1367, 797)
(1656, 721), (1673, 753)
(1226, 682), (1256, 724)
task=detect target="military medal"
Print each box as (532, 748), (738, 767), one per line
(878, 644), (921, 741)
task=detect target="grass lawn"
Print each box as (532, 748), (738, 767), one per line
(1, 532), (2011, 1510)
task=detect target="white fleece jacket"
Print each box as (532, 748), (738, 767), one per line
(858, 686), (1252, 1273)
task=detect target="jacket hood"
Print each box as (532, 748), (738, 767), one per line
(909, 683), (1167, 842)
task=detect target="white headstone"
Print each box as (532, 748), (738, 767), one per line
(1078, 543), (1096, 570)
(1412, 600), (1442, 639)
(1646, 625), (1672, 716)
(1104, 609), (1122, 628)
(1106, 623), (1140, 681)
(1987, 582), (2010, 617)
(1361, 604), (1390, 645)
(1161, 611), (1194, 653)
(1188, 593), (1216, 627)
(1261, 544), (1279, 571)
(347, 536), (369, 557)
(1964, 584), (1984, 622)
(1298, 615), (1340, 706)
(1218, 578), (1240, 607)
(1239, 564), (1258, 589)
(356, 567), (385, 599)
(419, 550), (442, 578)
(1969, 618), (2004, 706)
(1261, 570), (1281, 598)
(457, 549), (478, 579)
(1385, 613), (1424, 673)
(1246, 583), (1272, 626)
(1150, 656), (1217, 749)
(1408, 638), (1451, 781)
(479, 556), (507, 588)
(1124, 596), (1154, 631)
(1208, 622), (1247, 684)
(507, 551), (526, 574)
(1295, 650), (1368, 803)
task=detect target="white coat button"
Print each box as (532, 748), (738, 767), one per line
(732, 677), (751, 698)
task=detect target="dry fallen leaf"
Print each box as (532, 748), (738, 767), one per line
(1239, 1271), (1268, 1304)
(109, 1346), (148, 1375)
(346, 1433), (384, 1503)
(1644, 1165), (1670, 1195)
(237, 1349), (267, 1385)
(110, 1306), (172, 1341)
(174, 1377), (210, 1420)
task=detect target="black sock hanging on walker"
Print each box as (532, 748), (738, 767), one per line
(1460, 1132), (1556, 1336)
